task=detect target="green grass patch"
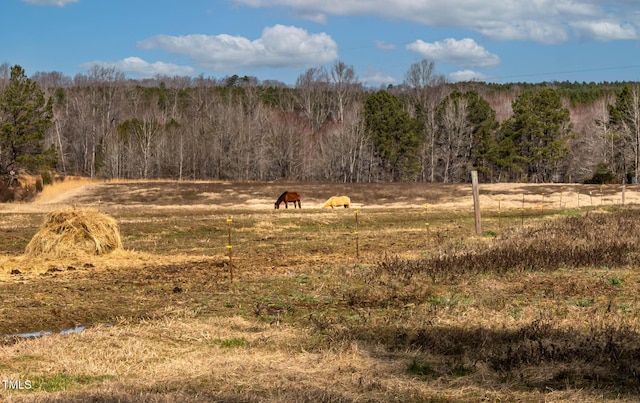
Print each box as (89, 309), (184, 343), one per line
(576, 298), (594, 307)
(290, 291), (320, 304)
(29, 373), (114, 392)
(426, 295), (445, 305)
(450, 364), (474, 377)
(608, 277), (623, 286)
(406, 359), (437, 378)
(211, 337), (248, 348)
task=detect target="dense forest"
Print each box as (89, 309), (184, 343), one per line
(0, 60), (638, 184)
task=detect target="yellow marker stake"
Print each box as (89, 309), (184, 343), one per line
(559, 192), (563, 209)
(354, 210), (360, 260)
(226, 217), (233, 282)
(498, 197), (502, 231)
(423, 205), (429, 234)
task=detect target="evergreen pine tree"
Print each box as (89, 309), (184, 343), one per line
(0, 65), (56, 173)
(364, 90), (420, 180)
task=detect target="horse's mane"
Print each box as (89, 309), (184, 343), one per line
(276, 191), (288, 202)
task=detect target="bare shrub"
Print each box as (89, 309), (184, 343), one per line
(0, 180), (14, 202)
(0, 179), (39, 202)
(372, 210), (640, 284)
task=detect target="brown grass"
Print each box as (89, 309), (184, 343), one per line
(2, 181), (640, 402)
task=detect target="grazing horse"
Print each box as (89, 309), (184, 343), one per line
(323, 196), (351, 209)
(274, 191), (301, 209)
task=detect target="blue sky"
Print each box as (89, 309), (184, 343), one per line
(2, 0), (640, 86)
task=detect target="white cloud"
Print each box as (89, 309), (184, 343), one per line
(375, 40), (396, 51)
(138, 25), (338, 71)
(448, 69), (489, 82)
(232, 0), (639, 43)
(21, 0), (78, 6)
(360, 69), (396, 86)
(571, 21), (638, 41)
(475, 20), (570, 44)
(293, 11), (327, 24)
(80, 57), (195, 79)
(407, 38), (500, 67)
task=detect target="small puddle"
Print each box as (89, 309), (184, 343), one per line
(4, 326), (87, 339)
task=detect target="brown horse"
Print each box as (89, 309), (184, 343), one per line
(274, 191), (301, 209)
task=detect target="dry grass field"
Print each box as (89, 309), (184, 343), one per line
(1, 179), (640, 402)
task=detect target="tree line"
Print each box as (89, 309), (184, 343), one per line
(0, 61), (638, 184)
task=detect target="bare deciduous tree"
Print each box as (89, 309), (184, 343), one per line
(404, 59), (447, 182)
(436, 95), (471, 183)
(295, 68), (330, 132)
(329, 61), (358, 124)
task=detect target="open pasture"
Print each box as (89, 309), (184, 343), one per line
(1, 180), (640, 402)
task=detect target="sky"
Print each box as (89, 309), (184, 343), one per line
(2, 0), (640, 86)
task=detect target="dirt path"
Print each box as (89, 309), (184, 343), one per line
(33, 183), (98, 205)
(0, 179), (99, 214)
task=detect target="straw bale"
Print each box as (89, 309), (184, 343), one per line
(25, 208), (122, 257)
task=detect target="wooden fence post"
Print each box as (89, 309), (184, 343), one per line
(471, 171), (482, 235)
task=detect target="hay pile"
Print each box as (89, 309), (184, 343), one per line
(25, 208), (122, 257)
